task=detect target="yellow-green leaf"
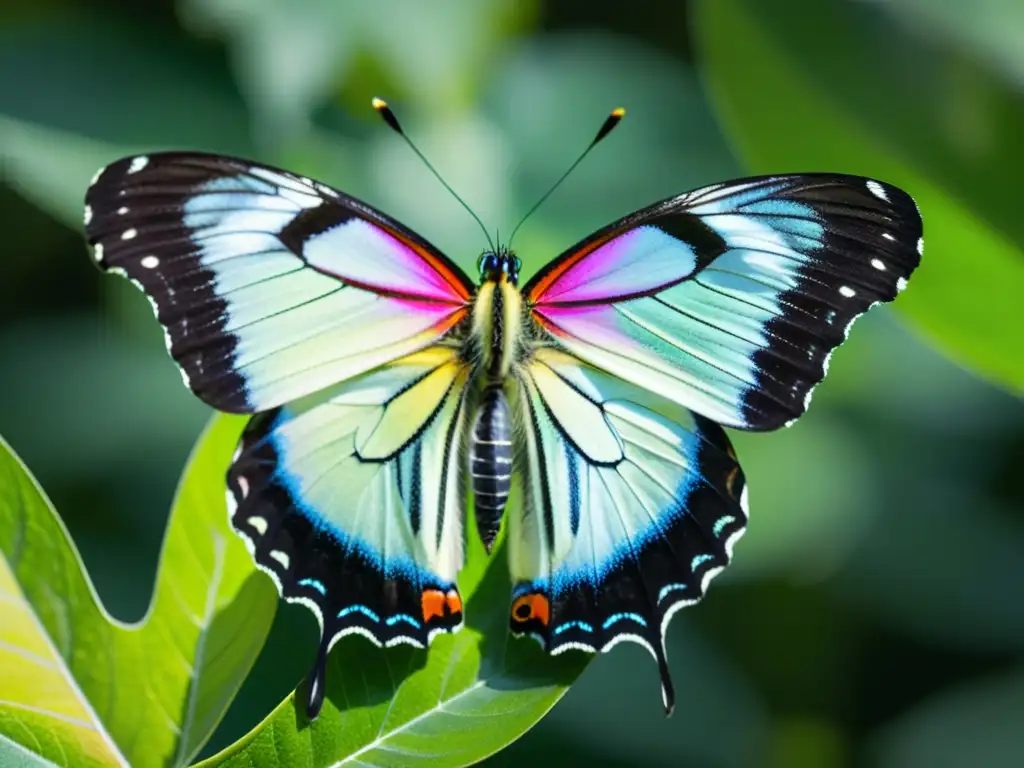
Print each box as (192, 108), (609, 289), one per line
(0, 418), (277, 767)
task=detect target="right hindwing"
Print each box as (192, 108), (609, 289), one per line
(507, 347), (748, 713)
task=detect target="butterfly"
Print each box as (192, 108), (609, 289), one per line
(83, 100), (922, 720)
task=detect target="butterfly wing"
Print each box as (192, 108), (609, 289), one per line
(524, 175), (922, 430)
(84, 152), (473, 412)
(228, 344), (470, 717)
(508, 348), (747, 713)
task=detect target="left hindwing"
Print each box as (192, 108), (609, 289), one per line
(524, 174), (923, 430)
(227, 344), (470, 716)
(508, 348), (747, 714)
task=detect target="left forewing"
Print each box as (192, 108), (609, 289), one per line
(507, 347), (748, 713)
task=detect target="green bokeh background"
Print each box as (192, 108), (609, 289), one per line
(1, 0), (1021, 766)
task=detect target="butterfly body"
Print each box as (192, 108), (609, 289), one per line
(84, 150), (922, 720)
(465, 249), (527, 548)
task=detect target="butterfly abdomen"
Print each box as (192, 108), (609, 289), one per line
(469, 383), (512, 552)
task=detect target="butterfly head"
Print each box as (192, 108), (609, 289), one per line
(478, 248), (521, 285)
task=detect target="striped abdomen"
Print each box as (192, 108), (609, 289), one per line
(470, 383), (512, 552)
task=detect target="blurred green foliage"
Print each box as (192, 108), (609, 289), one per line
(0, 0), (1021, 766)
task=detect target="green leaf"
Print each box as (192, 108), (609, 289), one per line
(694, 0), (1024, 392)
(198, 523), (588, 767)
(0, 417), (277, 767)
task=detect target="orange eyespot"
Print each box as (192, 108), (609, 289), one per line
(445, 589), (463, 617)
(421, 589), (447, 623)
(421, 588), (463, 623)
(511, 593), (550, 626)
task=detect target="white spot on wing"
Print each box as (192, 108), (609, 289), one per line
(237, 476), (250, 499)
(122, 228), (138, 240)
(725, 522), (746, 561)
(117, 206), (129, 216)
(140, 255), (159, 269)
(128, 156), (149, 174)
(839, 285), (856, 298)
(916, 237), (924, 256)
(866, 180), (889, 201)
(871, 259), (886, 271)
(897, 277), (908, 292)
(247, 514), (266, 534)
(84, 205), (92, 225)
(882, 233), (895, 242)
(89, 167), (104, 186)
(93, 243), (104, 263)
(269, 550), (290, 569)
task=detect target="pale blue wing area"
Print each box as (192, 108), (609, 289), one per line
(85, 153), (472, 413)
(227, 344), (470, 654)
(530, 175), (922, 430)
(508, 348), (748, 712)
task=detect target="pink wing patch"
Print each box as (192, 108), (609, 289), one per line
(527, 225), (697, 305)
(305, 218), (471, 303)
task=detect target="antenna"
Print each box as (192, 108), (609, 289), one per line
(372, 97), (496, 252)
(508, 107), (626, 248)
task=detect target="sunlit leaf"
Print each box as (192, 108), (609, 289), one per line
(197, 534), (588, 767)
(694, 0), (1024, 392)
(0, 418), (277, 767)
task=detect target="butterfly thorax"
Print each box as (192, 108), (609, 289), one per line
(470, 249), (525, 379)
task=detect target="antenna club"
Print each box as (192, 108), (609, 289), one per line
(371, 97), (404, 135)
(508, 106), (625, 247)
(371, 97), (494, 251)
